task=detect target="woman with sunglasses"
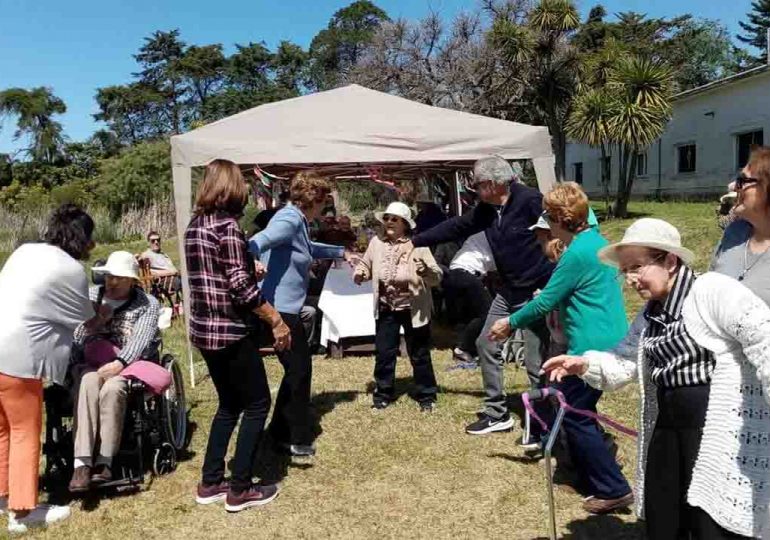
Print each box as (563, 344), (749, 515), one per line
(542, 218), (770, 539)
(353, 202), (442, 411)
(712, 146), (770, 305)
(488, 182), (632, 514)
(248, 171), (356, 459)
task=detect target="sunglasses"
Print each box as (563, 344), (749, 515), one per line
(382, 215), (402, 223)
(735, 173), (760, 190)
(149, 238), (161, 243)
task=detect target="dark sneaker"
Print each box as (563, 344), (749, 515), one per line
(465, 413), (515, 435)
(371, 399), (390, 410)
(278, 443), (316, 458)
(582, 492), (634, 514)
(419, 401), (436, 413)
(196, 480), (230, 505)
(68, 466), (91, 493)
(452, 348), (475, 364)
(90, 464), (112, 485)
(516, 435), (541, 452)
(225, 484), (279, 512)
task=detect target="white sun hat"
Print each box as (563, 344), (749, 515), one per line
(598, 218), (695, 267)
(528, 214), (550, 231)
(375, 201), (416, 230)
(92, 251), (140, 280)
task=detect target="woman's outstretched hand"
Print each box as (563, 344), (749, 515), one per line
(487, 317), (512, 342)
(541, 355), (589, 382)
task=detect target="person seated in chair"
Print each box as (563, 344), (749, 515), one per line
(140, 231), (181, 291)
(68, 251), (160, 493)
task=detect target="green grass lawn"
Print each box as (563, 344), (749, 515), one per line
(24, 200), (722, 540)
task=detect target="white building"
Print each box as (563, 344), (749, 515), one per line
(565, 63), (770, 197)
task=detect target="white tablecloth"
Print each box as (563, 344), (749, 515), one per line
(319, 265), (376, 346)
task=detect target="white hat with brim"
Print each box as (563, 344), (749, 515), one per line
(528, 215), (550, 231)
(375, 202), (416, 230)
(92, 250), (140, 280)
(598, 218), (695, 267)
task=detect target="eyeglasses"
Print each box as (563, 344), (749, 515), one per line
(616, 253), (667, 281)
(735, 173), (760, 190)
(382, 215), (401, 223)
(149, 238), (161, 244)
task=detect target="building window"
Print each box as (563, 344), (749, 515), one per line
(677, 144), (696, 174)
(636, 152), (648, 177)
(573, 162), (583, 184)
(737, 130), (763, 169)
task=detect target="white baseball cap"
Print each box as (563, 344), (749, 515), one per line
(598, 218), (695, 267)
(375, 202), (416, 230)
(92, 251), (140, 280)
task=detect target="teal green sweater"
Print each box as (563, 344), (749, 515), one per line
(508, 228), (628, 355)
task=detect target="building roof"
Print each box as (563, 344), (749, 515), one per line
(673, 64), (770, 102)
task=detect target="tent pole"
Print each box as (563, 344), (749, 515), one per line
(453, 171), (462, 216)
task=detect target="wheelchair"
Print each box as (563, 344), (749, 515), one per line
(43, 351), (188, 491)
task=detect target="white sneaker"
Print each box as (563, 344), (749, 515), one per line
(8, 504), (71, 534)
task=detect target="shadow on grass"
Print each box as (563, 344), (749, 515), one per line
(531, 513), (644, 539)
(251, 389), (360, 484)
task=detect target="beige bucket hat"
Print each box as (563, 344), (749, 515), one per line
(598, 218), (695, 267)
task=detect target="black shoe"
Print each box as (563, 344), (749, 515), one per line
(465, 413), (515, 435)
(279, 443), (316, 457)
(372, 399), (390, 410)
(419, 401), (436, 413)
(453, 348), (476, 363)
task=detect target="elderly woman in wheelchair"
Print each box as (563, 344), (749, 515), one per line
(67, 251), (161, 493)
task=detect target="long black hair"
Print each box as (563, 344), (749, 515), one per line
(43, 204), (95, 260)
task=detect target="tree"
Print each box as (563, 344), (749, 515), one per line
(94, 82), (166, 144)
(568, 54), (673, 217)
(0, 87), (67, 163)
(308, 0), (390, 90)
(489, 0), (581, 181)
(134, 29), (187, 134)
(175, 44), (227, 122)
(272, 41), (309, 94)
(738, 0), (770, 63)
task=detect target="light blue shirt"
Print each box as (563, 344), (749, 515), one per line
(248, 204), (343, 314)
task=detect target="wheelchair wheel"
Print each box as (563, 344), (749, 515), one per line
(161, 354), (188, 451)
(152, 442), (177, 476)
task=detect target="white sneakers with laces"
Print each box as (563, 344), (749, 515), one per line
(7, 503), (71, 534)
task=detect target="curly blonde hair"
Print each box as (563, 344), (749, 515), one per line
(290, 171), (333, 211)
(543, 182), (589, 233)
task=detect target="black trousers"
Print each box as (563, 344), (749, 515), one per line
(269, 312), (314, 446)
(374, 308), (437, 404)
(443, 268), (492, 354)
(645, 384), (746, 539)
(200, 334), (271, 492)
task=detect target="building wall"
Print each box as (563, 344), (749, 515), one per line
(566, 69), (770, 197)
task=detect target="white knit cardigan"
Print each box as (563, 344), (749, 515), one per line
(582, 272), (770, 538)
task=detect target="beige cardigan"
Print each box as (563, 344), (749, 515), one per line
(354, 235), (442, 328)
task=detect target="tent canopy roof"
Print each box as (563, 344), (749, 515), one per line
(171, 84), (553, 175)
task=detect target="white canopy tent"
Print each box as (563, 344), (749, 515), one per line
(170, 84), (556, 384)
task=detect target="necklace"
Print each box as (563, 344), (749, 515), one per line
(739, 239), (770, 281)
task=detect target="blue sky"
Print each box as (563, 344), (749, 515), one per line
(0, 0), (755, 155)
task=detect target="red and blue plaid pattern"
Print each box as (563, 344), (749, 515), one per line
(185, 212), (265, 351)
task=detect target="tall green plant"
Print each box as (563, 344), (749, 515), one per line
(0, 87), (67, 163)
(568, 53), (673, 217)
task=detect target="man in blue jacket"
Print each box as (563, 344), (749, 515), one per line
(412, 156), (554, 435)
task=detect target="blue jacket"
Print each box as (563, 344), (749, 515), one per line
(248, 204), (343, 314)
(413, 183), (554, 305)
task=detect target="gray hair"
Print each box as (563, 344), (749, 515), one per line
(473, 156), (521, 185)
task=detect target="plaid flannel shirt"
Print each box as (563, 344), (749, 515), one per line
(185, 212), (265, 351)
(74, 286), (161, 364)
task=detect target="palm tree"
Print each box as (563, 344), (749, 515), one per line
(489, 0), (581, 181)
(567, 54), (672, 217)
(0, 87), (67, 163)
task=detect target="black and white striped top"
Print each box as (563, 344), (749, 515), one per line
(643, 266), (715, 388)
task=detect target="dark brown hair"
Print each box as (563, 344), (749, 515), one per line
(290, 171), (332, 211)
(43, 204), (95, 260)
(194, 159), (249, 216)
(543, 182), (589, 233)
